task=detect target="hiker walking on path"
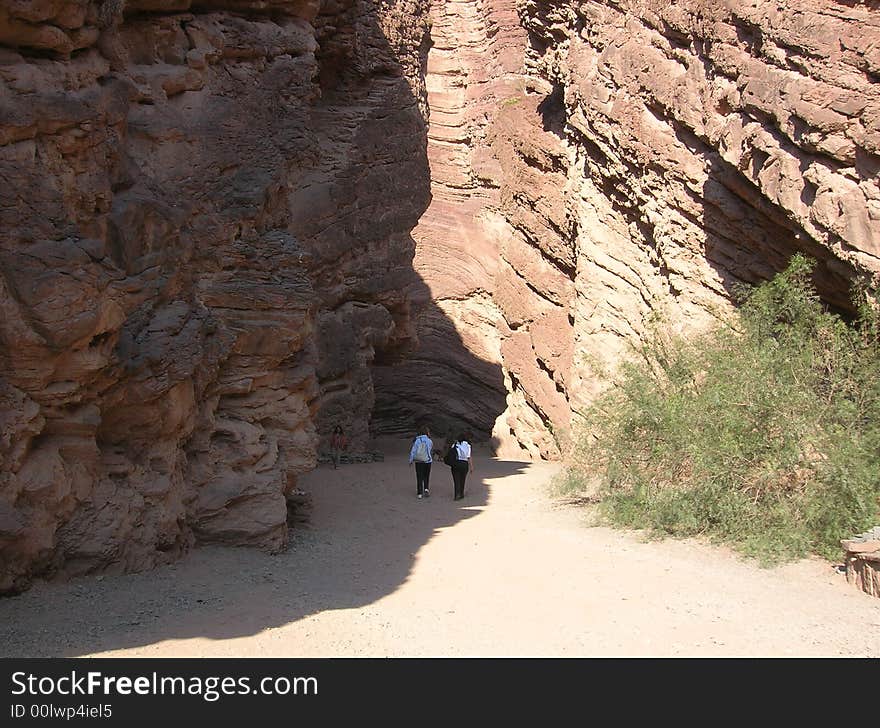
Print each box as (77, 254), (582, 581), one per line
(409, 425), (433, 499)
(447, 432), (473, 501)
(330, 425), (348, 469)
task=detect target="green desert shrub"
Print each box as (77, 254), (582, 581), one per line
(561, 255), (880, 563)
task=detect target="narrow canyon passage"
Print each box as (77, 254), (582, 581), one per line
(1, 0), (879, 644)
(2, 441), (878, 657)
(3, 0), (880, 596)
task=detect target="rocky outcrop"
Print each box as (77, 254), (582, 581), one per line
(0, 0), (431, 594)
(842, 527), (880, 598)
(386, 0), (880, 458)
(533, 0), (880, 427)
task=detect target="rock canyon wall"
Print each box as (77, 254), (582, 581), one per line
(0, 0), (431, 593)
(388, 0), (880, 459)
(2, 0), (879, 591)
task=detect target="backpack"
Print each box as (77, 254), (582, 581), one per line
(413, 437), (430, 463)
(443, 442), (458, 466)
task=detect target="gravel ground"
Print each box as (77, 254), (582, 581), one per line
(2, 440), (879, 657)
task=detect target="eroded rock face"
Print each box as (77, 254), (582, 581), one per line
(387, 0), (879, 458)
(0, 0), (431, 593)
(372, 0), (546, 453)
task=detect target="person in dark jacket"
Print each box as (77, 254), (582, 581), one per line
(448, 431), (473, 501)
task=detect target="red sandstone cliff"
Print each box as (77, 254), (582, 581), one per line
(0, 0), (431, 593)
(387, 0), (879, 459)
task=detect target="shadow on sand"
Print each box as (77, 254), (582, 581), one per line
(0, 0), (517, 654)
(0, 449), (530, 656)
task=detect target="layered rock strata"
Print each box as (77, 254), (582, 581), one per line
(0, 0), (430, 594)
(372, 0), (573, 457)
(522, 0), (880, 390)
(385, 0), (880, 458)
(373, 0), (522, 444)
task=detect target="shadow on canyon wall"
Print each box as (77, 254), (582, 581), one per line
(370, 269), (509, 446)
(702, 153), (860, 317)
(293, 3), (508, 450)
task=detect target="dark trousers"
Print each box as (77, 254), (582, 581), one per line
(451, 462), (469, 499)
(415, 462), (432, 495)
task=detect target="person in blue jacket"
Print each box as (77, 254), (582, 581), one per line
(409, 425), (434, 499)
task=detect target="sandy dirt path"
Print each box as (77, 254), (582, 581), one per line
(2, 441), (879, 657)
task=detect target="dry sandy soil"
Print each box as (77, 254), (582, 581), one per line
(2, 440), (879, 657)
